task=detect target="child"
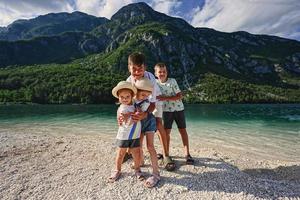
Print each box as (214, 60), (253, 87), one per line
(133, 78), (155, 168)
(154, 63), (194, 165)
(124, 52), (161, 188)
(108, 81), (144, 182)
(154, 93), (175, 171)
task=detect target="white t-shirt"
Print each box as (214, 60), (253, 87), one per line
(156, 78), (184, 112)
(126, 71), (161, 103)
(116, 104), (141, 140)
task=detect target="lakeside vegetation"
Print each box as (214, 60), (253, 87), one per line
(1, 57), (299, 104)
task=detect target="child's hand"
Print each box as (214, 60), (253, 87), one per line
(117, 115), (124, 126)
(131, 111), (147, 122)
(122, 113), (131, 124)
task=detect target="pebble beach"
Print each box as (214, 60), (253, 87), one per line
(1, 125), (299, 200)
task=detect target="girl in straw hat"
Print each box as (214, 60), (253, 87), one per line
(108, 81), (145, 182)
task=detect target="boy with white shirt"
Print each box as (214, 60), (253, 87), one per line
(121, 52), (164, 187)
(154, 63), (194, 165)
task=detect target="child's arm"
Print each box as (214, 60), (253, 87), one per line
(117, 106), (133, 126)
(157, 92), (182, 101)
(117, 107), (123, 126)
(157, 78), (182, 101)
(131, 102), (155, 122)
(122, 112), (133, 124)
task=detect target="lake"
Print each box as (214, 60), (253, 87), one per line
(0, 104), (299, 161)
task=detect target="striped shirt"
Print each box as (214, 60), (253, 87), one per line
(116, 104), (141, 140)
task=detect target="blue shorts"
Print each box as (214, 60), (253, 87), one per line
(141, 113), (156, 134)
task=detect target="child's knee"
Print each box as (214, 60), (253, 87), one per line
(118, 148), (127, 156)
(146, 144), (155, 152)
(156, 124), (162, 131)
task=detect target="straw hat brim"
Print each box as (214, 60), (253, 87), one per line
(134, 78), (153, 93)
(112, 81), (137, 98)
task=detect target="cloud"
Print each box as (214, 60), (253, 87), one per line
(73, 0), (135, 19)
(150, 0), (182, 16)
(73, 0), (183, 19)
(0, 0), (139, 26)
(0, 0), (299, 41)
(190, 0), (300, 40)
(0, 0), (73, 26)
(0, 0), (184, 26)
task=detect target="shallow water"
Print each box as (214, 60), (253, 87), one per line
(0, 104), (299, 161)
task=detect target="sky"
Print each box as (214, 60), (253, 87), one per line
(0, 0), (299, 41)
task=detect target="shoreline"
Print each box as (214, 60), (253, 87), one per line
(1, 130), (299, 200)
(1, 103), (300, 105)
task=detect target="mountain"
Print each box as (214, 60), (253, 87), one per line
(0, 11), (108, 41)
(0, 2), (299, 104)
(0, 32), (108, 66)
(0, 11), (110, 66)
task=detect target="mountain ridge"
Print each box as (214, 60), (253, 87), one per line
(0, 2), (299, 104)
(0, 11), (108, 41)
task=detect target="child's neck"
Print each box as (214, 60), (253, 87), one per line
(159, 77), (167, 83)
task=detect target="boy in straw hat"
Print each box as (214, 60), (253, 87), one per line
(108, 81), (144, 182)
(133, 78), (155, 162)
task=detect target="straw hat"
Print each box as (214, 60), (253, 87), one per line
(112, 81), (137, 98)
(134, 77), (153, 92)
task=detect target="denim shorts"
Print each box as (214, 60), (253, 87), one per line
(141, 113), (156, 134)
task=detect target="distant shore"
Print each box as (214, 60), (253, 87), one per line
(1, 129), (299, 200)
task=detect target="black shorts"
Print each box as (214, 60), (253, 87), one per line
(163, 110), (186, 129)
(116, 138), (140, 148)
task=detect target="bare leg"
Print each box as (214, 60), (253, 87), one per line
(165, 129), (171, 155)
(130, 147), (141, 171)
(139, 133), (145, 166)
(145, 132), (159, 175)
(178, 128), (190, 156)
(115, 147), (127, 171)
(156, 117), (169, 157)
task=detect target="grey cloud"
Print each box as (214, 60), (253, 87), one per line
(0, 0), (74, 26)
(191, 0), (300, 41)
(0, 0), (73, 11)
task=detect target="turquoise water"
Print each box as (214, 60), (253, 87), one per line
(0, 104), (299, 161)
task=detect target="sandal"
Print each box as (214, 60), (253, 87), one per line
(163, 156), (176, 171)
(135, 170), (145, 181)
(185, 154), (195, 165)
(108, 170), (121, 183)
(157, 153), (163, 160)
(144, 174), (160, 188)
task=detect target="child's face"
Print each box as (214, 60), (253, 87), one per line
(136, 90), (151, 101)
(128, 63), (145, 81)
(155, 67), (167, 82)
(118, 89), (133, 105)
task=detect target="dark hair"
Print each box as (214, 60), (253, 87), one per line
(128, 52), (146, 66)
(154, 62), (166, 69)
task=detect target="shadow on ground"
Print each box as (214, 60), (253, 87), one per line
(157, 156), (300, 199)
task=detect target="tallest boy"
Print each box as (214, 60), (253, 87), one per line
(124, 52), (167, 187)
